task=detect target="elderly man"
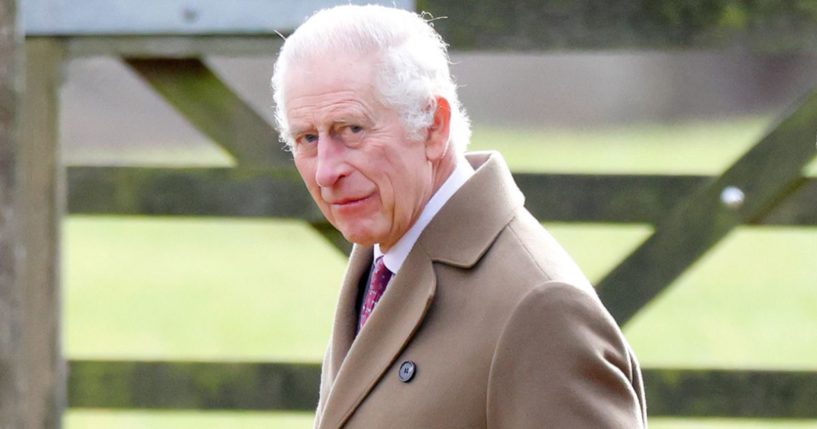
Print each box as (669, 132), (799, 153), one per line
(272, 5), (647, 428)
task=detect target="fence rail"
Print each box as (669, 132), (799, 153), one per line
(67, 360), (817, 418)
(67, 167), (817, 226)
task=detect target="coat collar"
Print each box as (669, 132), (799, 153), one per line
(418, 151), (525, 267)
(317, 151), (524, 429)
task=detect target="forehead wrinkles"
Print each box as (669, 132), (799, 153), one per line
(287, 90), (379, 129)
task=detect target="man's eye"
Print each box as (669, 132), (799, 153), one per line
(339, 125), (364, 140)
(299, 134), (318, 144)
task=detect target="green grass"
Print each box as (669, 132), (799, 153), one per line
(65, 219), (817, 368)
(64, 410), (314, 429)
(64, 217), (346, 361)
(64, 118), (817, 428)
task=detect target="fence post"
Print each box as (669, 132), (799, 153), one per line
(0, 0), (26, 426)
(1, 31), (66, 426)
(13, 36), (66, 428)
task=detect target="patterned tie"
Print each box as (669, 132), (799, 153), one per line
(358, 256), (393, 331)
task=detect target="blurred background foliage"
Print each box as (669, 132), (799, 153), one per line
(418, 0), (817, 50)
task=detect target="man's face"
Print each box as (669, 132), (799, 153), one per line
(284, 54), (434, 250)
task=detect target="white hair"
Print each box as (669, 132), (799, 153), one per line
(271, 4), (471, 154)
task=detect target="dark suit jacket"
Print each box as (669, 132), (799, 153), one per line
(314, 152), (647, 428)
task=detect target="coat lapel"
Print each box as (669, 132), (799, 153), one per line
(318, 248), (437, 429)
(325, 245), (373, 385)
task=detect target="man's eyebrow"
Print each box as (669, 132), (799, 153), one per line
(331, 109), (375, 125)
(288, 123), (314, 136)
(334, 118), (359, 126)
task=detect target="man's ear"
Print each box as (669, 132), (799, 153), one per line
(425, 96), (452, 161)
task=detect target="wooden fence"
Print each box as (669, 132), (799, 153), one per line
(3, 0), (817, 427)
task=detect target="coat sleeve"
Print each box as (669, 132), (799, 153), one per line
(486, 281), (647, 428)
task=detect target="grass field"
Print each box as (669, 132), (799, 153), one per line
(63, 117), (817, 427)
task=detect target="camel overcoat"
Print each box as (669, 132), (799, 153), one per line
(313, 152), (647, 429)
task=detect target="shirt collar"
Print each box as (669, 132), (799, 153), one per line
(374, 156), (475, 273)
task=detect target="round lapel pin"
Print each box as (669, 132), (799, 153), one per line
(398, 360), (416, 382)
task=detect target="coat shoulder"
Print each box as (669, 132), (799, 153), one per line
(484, 207), (594, 294)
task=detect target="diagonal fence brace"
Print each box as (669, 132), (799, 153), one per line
(124, 57), (294, 171)
(597, 88), (817, 325)
(123, 57), (352, 250)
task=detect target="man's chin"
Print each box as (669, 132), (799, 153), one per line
(334, 226), (379, 248)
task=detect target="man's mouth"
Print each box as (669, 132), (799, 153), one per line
(329, 194), (372, 207)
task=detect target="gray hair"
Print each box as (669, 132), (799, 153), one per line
(271, 4), (471, 153)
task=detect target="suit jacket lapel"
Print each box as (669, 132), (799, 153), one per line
(318, 248), (437, 429)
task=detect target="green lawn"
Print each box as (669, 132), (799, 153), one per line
(65, 411), (315, 429)
(64, 217), (346, 362)
(63, 118), (817, 428)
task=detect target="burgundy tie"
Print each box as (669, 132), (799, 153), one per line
(358, 256), (393, 331)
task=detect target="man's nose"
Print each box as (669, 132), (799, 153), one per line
(315, 135), (349, 188)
